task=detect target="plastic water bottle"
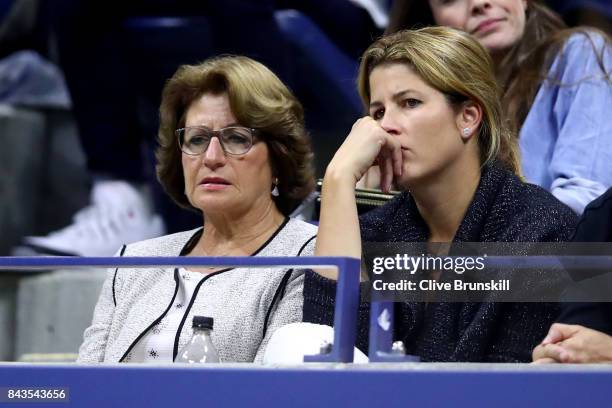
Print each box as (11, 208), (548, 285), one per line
(174, 316), (221, 363)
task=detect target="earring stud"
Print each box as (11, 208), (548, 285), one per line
(462, 127), (470, 137)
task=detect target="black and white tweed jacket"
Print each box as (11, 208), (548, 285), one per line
(78, 218), (317, 363)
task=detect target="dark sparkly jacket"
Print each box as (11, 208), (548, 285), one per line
(558, 187), (612, 335)
(303, 164), (578, 362)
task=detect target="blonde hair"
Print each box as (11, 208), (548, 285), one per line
(156, 55), (315, 215)
(358, 26), (521, 174)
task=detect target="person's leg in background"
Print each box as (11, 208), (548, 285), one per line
(18, 0), (300, 254)
(17, 0), (165, 256)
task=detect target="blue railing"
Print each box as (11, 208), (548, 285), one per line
(2, 255), (611, 363)
(0, 256), (360, 363)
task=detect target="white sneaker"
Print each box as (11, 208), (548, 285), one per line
(16, 180), (166, 256)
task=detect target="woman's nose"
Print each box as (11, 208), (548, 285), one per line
(380, 112), (400, 135)
(470, 0), (492, 14)
(203, 136), (227, 168)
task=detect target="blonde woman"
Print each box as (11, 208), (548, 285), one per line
(304, 27), (577, 362)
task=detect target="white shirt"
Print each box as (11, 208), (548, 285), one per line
(125, 268), (211, 362)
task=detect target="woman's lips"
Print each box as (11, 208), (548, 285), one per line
(199, 177), (230, 190)
(201, 183), (229, 191)
(474, 18), (504, 34)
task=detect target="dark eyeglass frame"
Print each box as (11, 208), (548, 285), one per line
(176, 126), (259, 156)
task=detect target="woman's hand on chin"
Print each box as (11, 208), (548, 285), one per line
(327, 117), (402, 192)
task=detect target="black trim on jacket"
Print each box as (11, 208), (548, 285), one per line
(112, 245), (127, 307)
(116, 216), (299, 362)
(171, 216), (292, 360)
(119, 268), (181, 362)
(262, 234), (317, 338)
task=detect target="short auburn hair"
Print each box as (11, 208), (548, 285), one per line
(156, 55), (315, 215)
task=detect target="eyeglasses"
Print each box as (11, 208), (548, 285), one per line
(176, 126), (258, 156)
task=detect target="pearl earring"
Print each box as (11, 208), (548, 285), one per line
(271, 178), (279, 197)
(462, 127), (471, 137)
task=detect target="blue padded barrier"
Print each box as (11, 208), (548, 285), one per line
(0, 363), (611, 407)
(3, 255), (611, 362)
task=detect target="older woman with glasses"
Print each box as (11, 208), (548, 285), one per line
(78, 55), (317, 363)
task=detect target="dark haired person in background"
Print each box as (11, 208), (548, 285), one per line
(533, 187), (612, 363)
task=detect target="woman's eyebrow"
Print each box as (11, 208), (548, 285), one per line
(370, 89), (421, 109)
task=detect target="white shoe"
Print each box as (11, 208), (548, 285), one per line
(16, 180), (166, 256)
